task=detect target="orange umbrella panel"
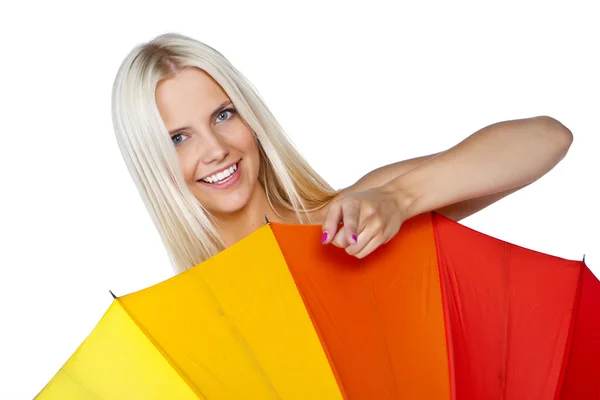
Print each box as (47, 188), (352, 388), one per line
(35, 212), (600, 399)
(271, 213), (600, 399)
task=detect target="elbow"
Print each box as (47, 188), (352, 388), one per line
(536, 115), (574, 155)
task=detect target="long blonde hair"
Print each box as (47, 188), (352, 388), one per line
(111, 32), (338, 273)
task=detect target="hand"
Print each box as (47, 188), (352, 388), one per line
(321, 185), (409, 259)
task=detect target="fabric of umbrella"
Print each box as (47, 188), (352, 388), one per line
(35, 212), (599, 399)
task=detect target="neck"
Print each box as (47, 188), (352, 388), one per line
(213, 184), (297, 247)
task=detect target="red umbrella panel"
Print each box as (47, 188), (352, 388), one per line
(35, 212), (599, 399)
(270, 212), (600, 399)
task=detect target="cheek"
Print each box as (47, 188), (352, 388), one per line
(241, 135), (261, 171)
(243, 134), (260, 155)
(176, 150), (198, 183)
(225, 121), (259, 156)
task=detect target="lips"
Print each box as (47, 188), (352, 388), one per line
(199, 162), (239, 184)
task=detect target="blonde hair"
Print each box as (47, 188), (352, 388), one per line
(111, 32), (338, 273)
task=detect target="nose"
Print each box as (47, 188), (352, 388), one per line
(199, 130), (229, 164)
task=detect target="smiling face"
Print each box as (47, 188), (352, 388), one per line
(155, 67), (262, 218)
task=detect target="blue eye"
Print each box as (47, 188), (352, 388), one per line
(216, 108), (236, 122)
(171, 133), (187, 145)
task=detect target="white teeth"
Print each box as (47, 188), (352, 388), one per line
(202, 163), (238, 184)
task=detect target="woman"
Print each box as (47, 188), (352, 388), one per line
(111, 32), (573, 274)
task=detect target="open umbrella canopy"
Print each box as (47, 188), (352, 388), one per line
(35, 212), (600, 399)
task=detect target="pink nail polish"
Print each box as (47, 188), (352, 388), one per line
(322, 232), (328, 244)
(352, 234), (358, 243)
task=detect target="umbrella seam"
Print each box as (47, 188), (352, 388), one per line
(301, 278), (349, 399)
(367, 265), (402, 399)
(60, 368), (104, 399)
(431, 212), (457, 400)
(269, 223), (349, 400)
(502, 242), (512, 400)
(199, 273), (283, 399)
(34, 368), (104, 400)
(552, 261), (585, 400)
(115, 298), (208, 400)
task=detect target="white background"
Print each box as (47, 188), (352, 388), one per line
(1, 1), (598, 398)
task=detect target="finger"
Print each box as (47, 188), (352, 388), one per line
(353, 234), (386, 259)
(352, 219), (401, 258)
(331, 213), (360, 249)
(331, 225), (349, 248)
(344, 218), (378, 256)
(341, 200), (360, 246)
(321, 200), (342, 244)
(333, 208), (370, 249)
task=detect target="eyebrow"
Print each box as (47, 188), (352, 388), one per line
(167, 100), (233, 136)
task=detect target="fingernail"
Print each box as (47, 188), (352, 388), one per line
(352, 234), (358, 243)
(322, 232), (328, 244)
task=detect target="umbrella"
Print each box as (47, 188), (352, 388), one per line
(35, 212), (599, 399)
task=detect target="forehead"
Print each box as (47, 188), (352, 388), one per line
(155, 67), (230, 127)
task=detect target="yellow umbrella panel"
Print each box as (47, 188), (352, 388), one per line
(35, 212), (600, 399)
(36, 225), (343, 399)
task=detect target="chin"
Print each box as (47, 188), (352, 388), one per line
(203, 192), (253, 217)
(211, 204), (248, 216)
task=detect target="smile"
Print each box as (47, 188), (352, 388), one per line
(199, 162), (239, 185)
